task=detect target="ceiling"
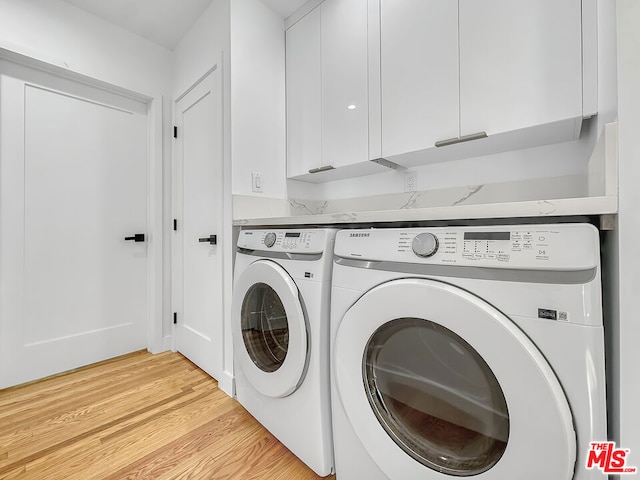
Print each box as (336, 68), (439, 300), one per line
(261, 0), (309, 18)
(62, 0), (309, 50)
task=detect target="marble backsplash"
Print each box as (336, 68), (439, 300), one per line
(286, 174), (587, 217)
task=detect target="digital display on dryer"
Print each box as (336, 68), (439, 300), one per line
(464, 232), (511, 241)
(285, 232), (301, 238)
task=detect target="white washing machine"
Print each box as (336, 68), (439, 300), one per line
(232, 228), (335, 476)
(330, 224), (607, 480)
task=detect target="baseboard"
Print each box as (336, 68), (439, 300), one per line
(218, 370), (235, 398)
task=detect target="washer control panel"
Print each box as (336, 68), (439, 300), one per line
(412, 232), (439, 257)
(238, 229), (327, 254)
(335, 224), (599, 270)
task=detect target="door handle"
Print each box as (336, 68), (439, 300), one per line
(435, 131), (487, 148)
(199, 235), (217, 245)
(124, 233), (145, 242)
(308, 165), (335, 174)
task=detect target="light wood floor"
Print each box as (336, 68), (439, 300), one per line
(0, 351), (335, 479)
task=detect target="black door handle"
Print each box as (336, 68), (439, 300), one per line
(199, 235), (217, 245)
(125, 233), (145, 242)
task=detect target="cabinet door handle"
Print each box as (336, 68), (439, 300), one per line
(459, 131), (488, 143)
(434, 136), (461, 148)
(308, 165), (335, 174)
(435, 131), (487, 148)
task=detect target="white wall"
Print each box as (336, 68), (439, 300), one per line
(172, 0), (230, 99)
(230, 0), (286, 199)
(0, 0), (172, 96)
(615, 0), (640, 468)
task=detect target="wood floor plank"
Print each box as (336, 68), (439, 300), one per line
(20, 390), (222, 479)
(207, 432), (282, 480)
(0, 351), (333, 480)
(0, 353), (192, 429)
(1, 385), (204, 469)
(1, 375), (206, 459)
(0, 363), (211, 468)
(102, 407), (259, 480)
(0, 351), (174, 407)
(0, 466), (25, 480)
(155, 422), (266, 480)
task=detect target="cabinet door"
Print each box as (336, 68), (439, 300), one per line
(459, 0), (583, 138)
(321, 0), (370, 168)
(380, 0), (459, 158)
(286, 7), (322, 177)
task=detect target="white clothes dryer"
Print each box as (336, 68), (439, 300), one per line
(232, 228), (336, 477)
(330, 224), (607, 480)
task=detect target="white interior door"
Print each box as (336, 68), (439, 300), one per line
(0, 60), (149, 389)
(173, 66), (224, 380)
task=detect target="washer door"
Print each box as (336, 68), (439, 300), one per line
(232, 260), (308, 398)
(334, 278), (576, 479)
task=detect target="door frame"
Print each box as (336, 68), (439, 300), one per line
(0, 47), (165, 354)
(171, 55), (235, 396)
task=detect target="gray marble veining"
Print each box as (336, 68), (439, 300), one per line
(452, 185), (484, 206)
(399, 192), (422, 209)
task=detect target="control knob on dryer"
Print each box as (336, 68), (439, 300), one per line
(264, 232), (277, 248)
(412, 232), (439, 257)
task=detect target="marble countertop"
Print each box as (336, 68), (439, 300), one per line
(233, 195), (618, 227)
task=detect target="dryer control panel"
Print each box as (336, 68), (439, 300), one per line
(238, 229), (328, 254)
(335, 224), (599, 270)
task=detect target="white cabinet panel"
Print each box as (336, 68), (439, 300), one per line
(286, 0), (593, 179)
(459, 0), (583, 138)
(286, 0), (387, 182)
(286, 7), (321, 178)
(380, 0), (459, 158)
(379, 0), (590, 168)
(321, 0), (369, 168)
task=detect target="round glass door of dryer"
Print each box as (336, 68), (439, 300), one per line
(232, 260), (308, 398)
(241, 283), (289, 373)
(363, 318), (509, 476)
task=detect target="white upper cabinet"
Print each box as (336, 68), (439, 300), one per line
(286, 0), (596, 180)
(286, 7), (322, 178)
(380, 0), (593, 167)
(321, 0), (369, 169)
(286, 0), (386, 182)
(458, 0), (583, 143)
(380, 0), (459, 158)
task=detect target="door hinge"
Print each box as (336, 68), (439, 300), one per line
(173, 219), (177, 231)
(173, 126), (177, 138)
(173, 312), (177, 324)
